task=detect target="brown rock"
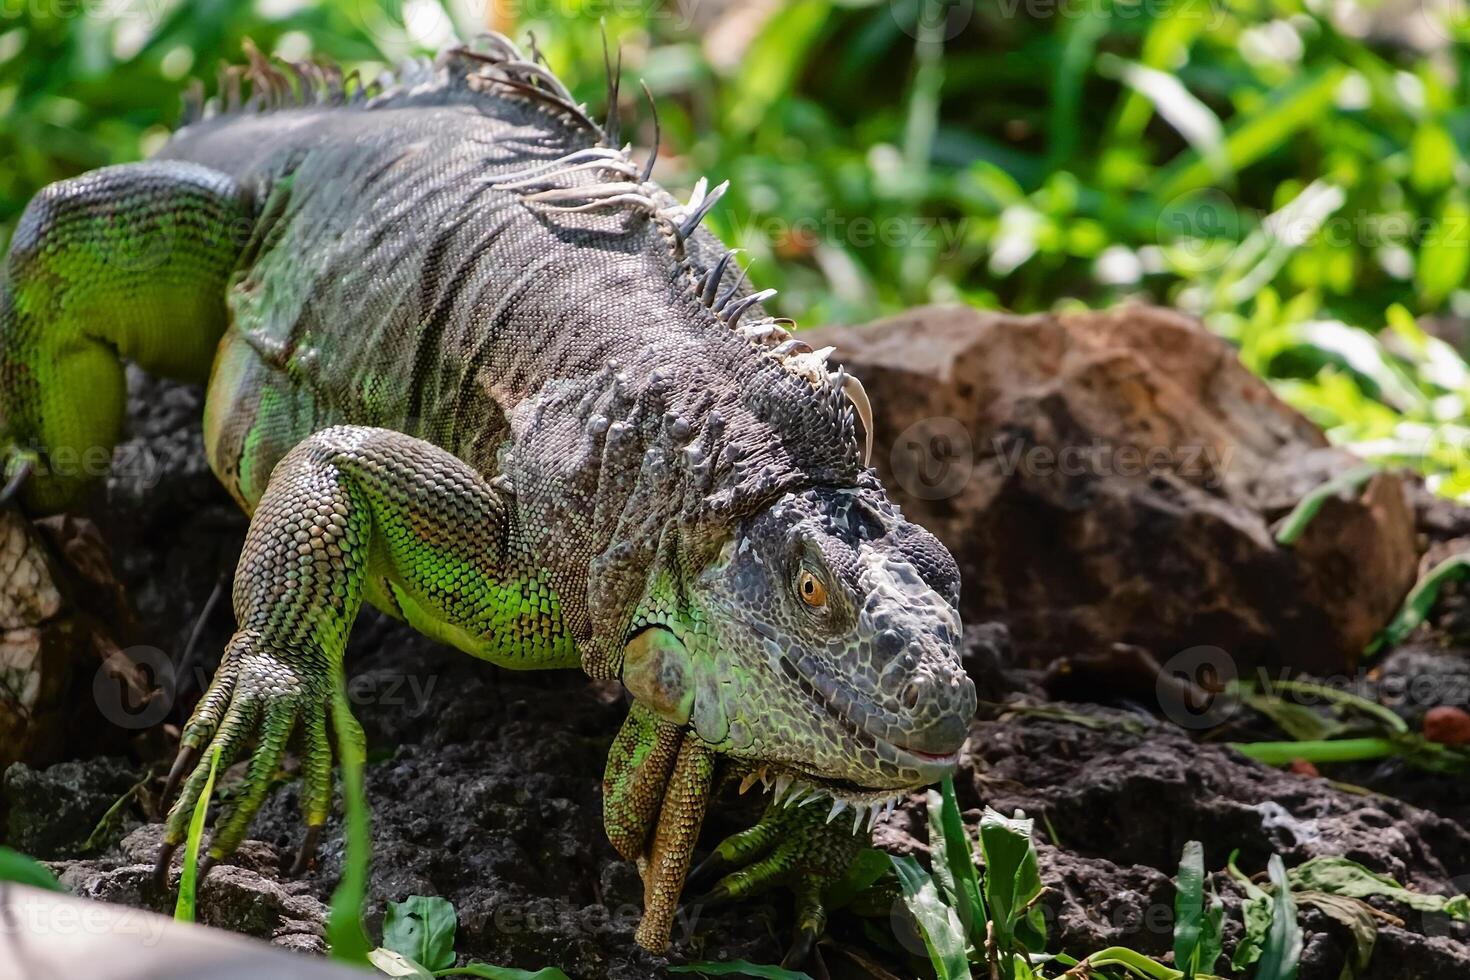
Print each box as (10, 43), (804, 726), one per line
(806, 304), (1419, 675)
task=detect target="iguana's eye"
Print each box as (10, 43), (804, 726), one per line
(797, 570), (827, 609)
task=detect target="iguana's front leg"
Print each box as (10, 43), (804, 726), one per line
(155, 424), (514, 878)
(0, 161), (250, 512)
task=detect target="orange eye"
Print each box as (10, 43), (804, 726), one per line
(797, 570), (827, 609)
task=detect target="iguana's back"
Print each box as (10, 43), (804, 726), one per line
(159, 46), (823, 512)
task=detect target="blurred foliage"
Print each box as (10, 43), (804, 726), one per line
(3, 0), (1470, 494)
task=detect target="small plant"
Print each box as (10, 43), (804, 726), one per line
(886, 776), (1311, 979)
(174, 744), (221, 923)
(1230, 677), (1470, 773)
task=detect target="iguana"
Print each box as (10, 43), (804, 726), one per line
(0, 34), (975, 962)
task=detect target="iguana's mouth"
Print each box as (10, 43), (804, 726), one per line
(776, 651), (962, 773)
(737, 651), (961, 830)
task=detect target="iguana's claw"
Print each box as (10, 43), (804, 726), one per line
(288, 824), (323, 876)
(780, 923), (820, 971)
(155, 638), (338, 890)
(0, 455), (34, 509)
(150, 841), (179, 890)
(160, 743), (201, 806)
(685, 849), (729, 889)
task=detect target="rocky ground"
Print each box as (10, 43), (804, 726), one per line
(3, 305), (1469, 979)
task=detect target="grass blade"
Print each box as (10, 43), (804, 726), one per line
(1273, 464), (1380, 545)
(1173, 841), (1205, 976)
(927, 776), (985, 944)
(327, 685), (373, 964)
(1228, 738), (1397, 766)
(1255, 856), (1303, 980)
(173, 744), (220, 923)
(1158, 67), (1346, 198)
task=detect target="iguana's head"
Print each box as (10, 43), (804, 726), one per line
(623, 486), (975, 822)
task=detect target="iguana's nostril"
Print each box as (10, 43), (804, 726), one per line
(902, 680), (921, 709)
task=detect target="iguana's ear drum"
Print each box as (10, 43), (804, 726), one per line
(622, 627), (695, 725)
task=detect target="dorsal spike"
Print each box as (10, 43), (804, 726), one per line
(701, 249), (742, 306)
(713, 261), (751, 312)
(601, 26), (622, 148)
(181, 77), (205, 124)
(677, 179), (729, 241)
(723, 288), (777, 325)
(639, 79), (660, 184)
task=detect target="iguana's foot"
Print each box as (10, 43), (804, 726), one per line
(154, 632), (341, 886)
(688, 796), (868, 968)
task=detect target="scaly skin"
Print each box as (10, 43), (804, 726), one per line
(0, 35), (976, 959)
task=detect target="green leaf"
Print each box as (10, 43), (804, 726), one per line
(0, 846), (63, 891)
(370, 947), (435, 978)
(979, 807), (1047, 957)
(1410, 124), (1458, 196)
(1174, 841), (1223, 979)
(1418, 191), (1470, 309)
(1158, 67), (1346, 199)
(1273, 464), (1380, 546)
(669, 961), (813, 979)
(174, 744), (221, 923)
(1255, 856), (1303, 980)
(926, 776), (985, 945)
(890, 854), (972, 980)
(383, 896), (457, 973)
(437, 967), (574, 980)
(1373, 553), (1470, 653)
(1228, 852), (1272, 972)
(1287, 856), (1470, 919)
(725, 0), (831, 135)
(823, 846), (892, 909)
(1293, 892), (1377, 977)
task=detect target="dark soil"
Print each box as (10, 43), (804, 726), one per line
(5, 371), (1470, 979)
